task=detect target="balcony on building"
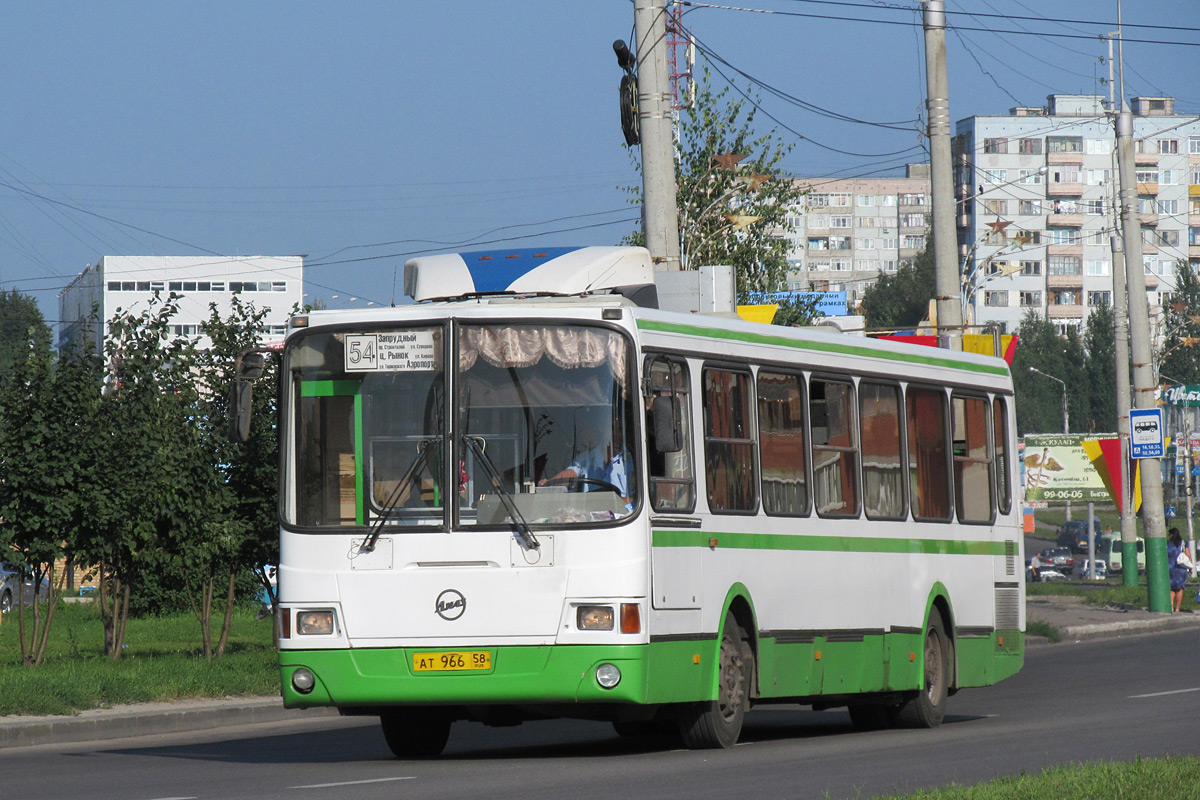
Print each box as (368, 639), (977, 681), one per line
(1047, 244), (1083, 257)
(1047, 151), (1083, 166)
(1047, 273), (1083, 289)
(1134, 152), (1160, 166)
(1138, 212), (1159, 226)
(1142, 241), (1159, 255)
(1190, 245), (1200, 259)
(1047, 182), (1083, 197)
(1137, 182), (1159, 195)
(1047, 303), (1084, 319)
(1047, 213), (1082, 227)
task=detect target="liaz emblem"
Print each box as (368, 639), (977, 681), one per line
(435, 589), (466, 621)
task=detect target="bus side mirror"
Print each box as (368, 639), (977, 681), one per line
(651, 395), (682, 453)
(228, 380), (254, 443)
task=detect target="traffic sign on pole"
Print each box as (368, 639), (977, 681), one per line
(1130, 408), (1164, 458)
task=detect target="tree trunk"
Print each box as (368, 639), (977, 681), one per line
(215, 571), (237, 659)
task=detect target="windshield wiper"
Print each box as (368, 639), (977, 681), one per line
(463, 435), (539, 551)
(359, 439), (434, 554)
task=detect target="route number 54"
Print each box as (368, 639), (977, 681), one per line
(345, 334), (378, 371)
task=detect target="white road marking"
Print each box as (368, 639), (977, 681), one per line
(1129, 687), (1200, 699)
(291, 776), (415, 789)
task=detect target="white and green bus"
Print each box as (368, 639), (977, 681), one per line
(244, 246), (1024, 757)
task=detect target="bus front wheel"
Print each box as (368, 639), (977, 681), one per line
(678, 611), (752, 749)
(896, 614), (950, 728)
(380, 709), (452, 758)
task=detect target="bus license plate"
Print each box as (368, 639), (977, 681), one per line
(412, 651), (492, 672)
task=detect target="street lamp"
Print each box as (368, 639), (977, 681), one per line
(1029, 366), (1069, 434)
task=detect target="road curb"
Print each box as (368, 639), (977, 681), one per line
(0, 697), (338, 750)
(1060, 613), (1200, 641)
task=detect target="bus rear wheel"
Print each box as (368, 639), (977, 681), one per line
(678, 612), (751, 749)
(896, 614), (950, 729)
(380, 709), (452, 758)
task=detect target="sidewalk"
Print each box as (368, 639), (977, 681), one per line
(1, 599), (1197, 750)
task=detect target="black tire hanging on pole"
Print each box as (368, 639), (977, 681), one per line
(619, 73), (640, 146)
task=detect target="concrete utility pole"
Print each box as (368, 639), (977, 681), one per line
(922, 0), (963, 350)
(633, 0), (682, 271)
(1110, 235), (1138, 588)
(1115, 108), (1169, 611)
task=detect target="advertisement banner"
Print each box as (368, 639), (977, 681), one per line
(1022, 434), (1111, 503)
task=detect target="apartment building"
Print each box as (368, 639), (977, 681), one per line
(785, 164), (932, 309)
(58, 255), (304, 354)
(954, 94), (1200, 335)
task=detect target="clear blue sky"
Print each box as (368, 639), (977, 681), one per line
(1, 1), (1195, 329)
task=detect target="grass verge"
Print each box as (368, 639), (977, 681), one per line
(877, 755), (1200, 799)
(0, 601), (276, 716)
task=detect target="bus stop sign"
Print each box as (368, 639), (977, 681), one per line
(1130, 408), (1164, 458)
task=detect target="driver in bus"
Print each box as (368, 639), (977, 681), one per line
(540, 412), (632, 506)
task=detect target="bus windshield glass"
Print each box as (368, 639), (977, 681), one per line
(283, 321), (638, 530)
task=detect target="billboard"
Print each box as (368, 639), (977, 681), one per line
(1022, 434), (1111, 504)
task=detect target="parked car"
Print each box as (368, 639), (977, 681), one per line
(1038, 546), (1076, 573)
(1056, 518), (1100, 552)
(1077, 558), (1108, 580)
(1107, 535), (1146, 574)
(0, 562), (49, 613)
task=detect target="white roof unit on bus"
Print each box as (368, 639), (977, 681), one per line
(403, 246), (655, 303)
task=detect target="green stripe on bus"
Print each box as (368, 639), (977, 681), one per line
(652, 528), (1006, 556)
(300, 380), (362, 397)
(635, 318), (1009, 377)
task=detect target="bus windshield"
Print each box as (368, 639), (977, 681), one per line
(284, 321), (638, 531)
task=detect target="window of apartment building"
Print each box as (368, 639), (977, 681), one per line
(831, 215), (852, 228)
(1085, 139), (1112, 155)
(1048, 136), (1083, 153)
(900, 213), (925, 227)
(1018, 138), (1042, 155)
(882, 237), (899, 249)
(855, 259), (878, 271)
(898, 193), (927, 206)
(1019, 169), (1044, 185)
(857, 194), (875, 207)
(1082, 199), (1105, 215)
(1085, 260), (1110, 276)
(1085, 230), (1107, 246)
(809, 214), (829, 228)
(903, 234), (926, 249)
(1053, 321), (1083, 336)
(1051, 290), (1079, 306)
(1190, 227), (1200, 247)
(1047, 228), (1078, 245)
(1158, 139), (1179, 154)
(1020, 291), (1042, 307)
(856, 238), (875, 250)
(1135, 170), (1158, 184)
(170, 324), (201, 336)
(984, 291), (1009, 307)
(808, 237), (829, 250)
(830, 193), (852, 207)
(1051, 199), (1078, 214)
(829, 236), (850, 250)
(1189, 137), (1200, 155)
(1085, 169), (1111, 185)
(982, 199), (1009, 215)
(808, 194), (830, 207)
(1151, 230), (1181, 247)
(1048, 256), (1082, 275)
(985, 261), (1011, 277)
(1191, 168), (1200, 186)
(1143, 255), (1161, 275)
(1159, 169), (1177, 185)
(169, 281), (183, 291)
(1088, 291), (1111, 307)
(211, 282), (226, 292)
(1134, 139), (1152, 154)
(984, 138), (1008, 154)
(881, 195), (897, 206)
(230, 282), (260, 292)
(273, 281), (288, 292)
(1018, 199), (1043, 215)
(1022, 230), (1043, 245)
(1020, 260), (1042, 276)
(984, 228), (1007, 245)
(1050, 166), (1080, 184)
(983, 169), (1006, 184)
(1158, 199), (1179, 216)
(1137, 198), (1156, 214)
(856, 216), (876, 228)
(811, 261), (831, 271)
(831, 259), (851, 271)
(881, 260), (898, 272)
(150, 281), (164, 292)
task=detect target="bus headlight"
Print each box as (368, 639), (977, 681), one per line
(577, 605), (614, 630)
(595, 663), (621, 689)
(292, 668), (316, 694)
(296, 610), (335, 635)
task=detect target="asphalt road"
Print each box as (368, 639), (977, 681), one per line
(4, 628), (1197, 800)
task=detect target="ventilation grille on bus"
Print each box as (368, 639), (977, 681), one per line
(995, 585), (1021, 630)
(1004, 539), (1018, 576)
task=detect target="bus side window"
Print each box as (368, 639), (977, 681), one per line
(860, 381), (905, 520)
(906, 386), (951, 521)
(993, 396), (1012, 514)
(645, 357), (695, 513)
(810, 378), (858, 518)
(953, 394), (995, 524)
(758, 370), (809, 516)
(703, 366), (759, 514)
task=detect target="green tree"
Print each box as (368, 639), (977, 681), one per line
(770, 294), (825, 327)
(1157, 264), (1200, 385)
(859, 246), (934, 329)
(625, 69), (804, 300)
(1081, 301), (1116, 434)
(1011, 311), (1085, 436)
(0, 289), (47, 378)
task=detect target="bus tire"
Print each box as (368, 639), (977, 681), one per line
(380, 709), (452, 758)
(678, 612), (751, 749)
(896, 613), (950, 729)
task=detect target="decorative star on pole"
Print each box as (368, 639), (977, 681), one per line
(1184, 336), (1199, 348)
(742, 172), (772, 190)
(987, 219), (1012, 236)
(713, 152), (747, 170)
(1189, 314), (1200, 326)
(1171, 300), (1187, 313)
(1013, 231), (1032, 245)
(725, 214), (761, 231)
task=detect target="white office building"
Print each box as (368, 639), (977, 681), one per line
(954, 94), (1200, 336)
(785, 165), (933, 309)
(58, 255), (304, 353)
